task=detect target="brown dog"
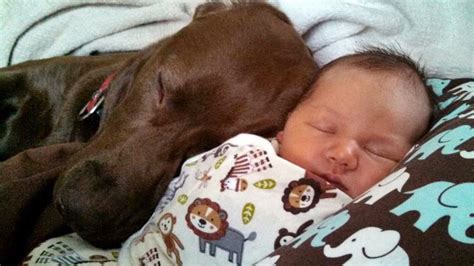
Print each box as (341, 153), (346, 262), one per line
(0, 1), (317, 256)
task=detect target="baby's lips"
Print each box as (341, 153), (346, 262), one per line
(304, 171), (337, 191)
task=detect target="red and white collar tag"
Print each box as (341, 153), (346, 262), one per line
(78, 74), (115, 121)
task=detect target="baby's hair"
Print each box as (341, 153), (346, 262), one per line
(343, 46), (426, 80)
(298, 46), (436, 114)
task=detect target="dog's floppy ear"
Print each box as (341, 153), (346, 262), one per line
(0, 71), (51, 160)
(0, 72), (26, 133)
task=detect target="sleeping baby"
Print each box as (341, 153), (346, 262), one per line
(118, 47), (433, 265)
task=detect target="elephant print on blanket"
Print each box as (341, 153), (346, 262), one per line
(426, 78), (450, 97)
(431, 103), (471, 130)
(390, 181), (474, 244)
(323, 227), (409, 265)
(437, 81), (474, 109)
(405, 125), (474, 162)
(291, 210), (351, 248)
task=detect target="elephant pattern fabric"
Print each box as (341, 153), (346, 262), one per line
(256, 78), (474, 265)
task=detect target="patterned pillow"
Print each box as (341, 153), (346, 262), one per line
(257, 78), (474, 265)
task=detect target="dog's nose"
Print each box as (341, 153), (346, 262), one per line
(54, 159), (154, 247)
(54, 160), (103, 223)
(55, 160), (120, 238)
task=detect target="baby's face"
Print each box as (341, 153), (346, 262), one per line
(278, 65), (430, 198)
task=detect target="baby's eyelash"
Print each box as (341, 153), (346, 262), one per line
(308, 122), (336, 134)
(365, 146), (399, 162)
(316, 127), (334, 134)
(364, 145), (383, 156)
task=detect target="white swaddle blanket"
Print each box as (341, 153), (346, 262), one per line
(1, 0), (472, 78)
(117, 133), (351, 265)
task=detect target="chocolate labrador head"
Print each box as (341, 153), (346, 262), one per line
(51, 3), (317, 247)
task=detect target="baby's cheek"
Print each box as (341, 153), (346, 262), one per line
(280, 146), (305, 166)
(355, 161), (392, 191)
(369, 161), (396, 185)
(381, 160), (399, 176)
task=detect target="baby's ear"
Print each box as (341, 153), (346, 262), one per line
(277, 131), (284, 144)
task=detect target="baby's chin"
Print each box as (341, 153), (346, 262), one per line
(346, 189), (361, 199)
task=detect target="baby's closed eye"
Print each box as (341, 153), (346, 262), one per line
(364, 145), (400, 162)
(307, 121), (336, 134)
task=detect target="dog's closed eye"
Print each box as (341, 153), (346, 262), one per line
(156, 72), (184, 111)
(157, 72), (165, 105)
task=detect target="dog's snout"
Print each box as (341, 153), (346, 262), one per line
(54, 159), (111, 225)
(56, 160), (97, 199)
(67, 159), (101, 179)
(54, 158), (151, 247)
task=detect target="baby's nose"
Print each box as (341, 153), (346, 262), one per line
(326, 140), (358, 172)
